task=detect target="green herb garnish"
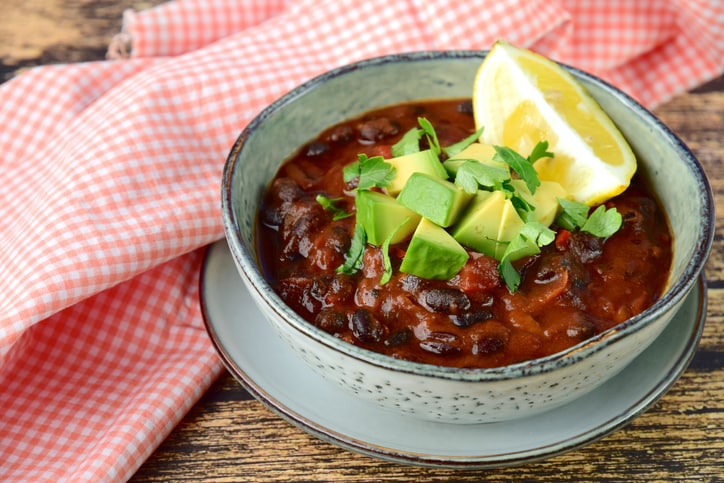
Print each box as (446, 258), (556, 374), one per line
(417, 117), (441, 156)
(528, 140), (555, 164)
(391, 127), (424, 157)
(379, 217), (411, 285)
(393, 118), (482, 159)
(443, 127), (484, 158)
(336, 223), (367, 275)
(556, 198), (622, 237)
(582, 205), (623, 237)
(336, 116), (618, 292)
(556, 198), (589, 230)
(343, 154), (396, 190)
(454, 161), (510, 193)
(493, 142), (548, 195)
(316, 194), (352, 220)
(498, 222), (556, 291)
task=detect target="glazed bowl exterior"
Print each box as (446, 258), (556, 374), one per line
(221, 51), (713, 423)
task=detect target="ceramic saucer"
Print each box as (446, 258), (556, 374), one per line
(200, 240), (706, 469)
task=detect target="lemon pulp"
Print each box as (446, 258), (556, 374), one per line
(473, 40), (636, 206)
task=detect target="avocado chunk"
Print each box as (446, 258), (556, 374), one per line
(451, 190), (506, 258)
(399, 218), (469, 279)
(443, 143), (508, 176)
(355, 190), (421, 246)
(397, 172), (474, 227)
(496, 200), (526, 259)
(451, 189), (525, 259)
(510, 179), (567, 226)
(386, 149), (447, 195)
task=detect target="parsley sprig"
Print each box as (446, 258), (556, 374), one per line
(337, 223), (367, 275)
(493, 141), (552, 195)
(556, 198), (622, 238)
(498, 222), (556, 291)
(342, 153), (396, 190)
(315, 194), (353, 220)
(392, 117), (483, 159)
(453, 140), (552, 222)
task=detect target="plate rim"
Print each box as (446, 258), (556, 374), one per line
(200, 240), (707, 469)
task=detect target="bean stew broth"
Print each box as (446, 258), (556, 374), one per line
(256, 99), (672, 369)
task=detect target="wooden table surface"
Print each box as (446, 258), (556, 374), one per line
(2, 2), (723, 481)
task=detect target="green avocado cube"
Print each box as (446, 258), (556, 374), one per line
(399, 218), (469, 279)
(451, 189), (525, 260)
(451, 190), (506, 258)
(495, 200), (526, 259)
(386, 149), (447, 196)
(355, 190), (421, 246)
(396, 172), (473, 227)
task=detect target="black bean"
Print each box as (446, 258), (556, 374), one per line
(384, 328), (411, 347)
(566, 318), (595, 340)
(329, 225), (351, 255)
(275, 277), (320, 315)
(450, 309), (493, 328)
(357, 117), (399, 142)
(327, 125), (354, 143)
(328, 274), (355, 302)
(259, 205), (283, 229)
(399, 274), (422, 293)
(457, 99), (473, 115)
(315, 309), (346, 333)
(473, 336), (506, 355)
(350, 309), (385, 343)
(305, 141), (330, 157)
(281, 207), (325, 258)
(419, 332), (461, 356)
(568, 232), (604, 264)
(422, 288), (471, 314)
(309, 277), (329, 302)
(271, 177), (303, 204)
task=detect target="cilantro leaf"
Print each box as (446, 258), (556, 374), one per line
(443, 127), (484, 158)
(508, 193), (536, 222)
(582, 205), (622, 237)
(391, 127), (423, 157)
(520, 221), (556, 246)
(417, 117), (441, 156)
(528, 140), (554, 164)
(316, 194), (352, 221)
(336, 223), (366, 275)
(498, 258), (521, 293)
(454, 160), (510, 193)
(556, 198), (589, 231)
(498, 222), (556, 291)
(499, 178), (537, 221)
(342, 159), (360, 183)
(343, 154), (396, 191)
(555, 198), (622, 238)
(379, 217), (410, 285)
(493, 145), (541, 195)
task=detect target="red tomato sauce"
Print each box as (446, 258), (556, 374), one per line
(256, 99), (672, 368)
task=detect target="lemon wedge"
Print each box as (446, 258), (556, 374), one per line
(473, 40), (636, 206)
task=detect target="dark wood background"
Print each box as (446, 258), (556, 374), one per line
(2, 1), (722, 481)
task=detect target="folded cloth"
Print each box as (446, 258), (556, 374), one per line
(0, 0), (721, 481)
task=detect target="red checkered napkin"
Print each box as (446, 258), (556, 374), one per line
(1, 0), (721, 481)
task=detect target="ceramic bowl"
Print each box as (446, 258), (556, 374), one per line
(221, 51), (714, 424)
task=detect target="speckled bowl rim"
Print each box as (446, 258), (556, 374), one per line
(222, 50), (714, 383)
